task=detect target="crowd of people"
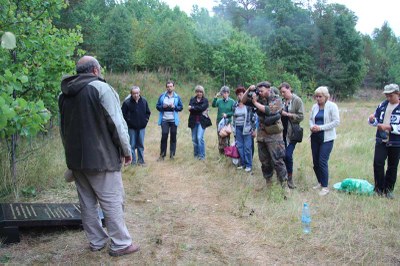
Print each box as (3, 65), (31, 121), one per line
(59, 56), (399, 257)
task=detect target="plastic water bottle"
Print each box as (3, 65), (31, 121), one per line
(301, 203), (311, 234)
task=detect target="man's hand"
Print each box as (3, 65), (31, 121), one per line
(251, 93), (258, 103)
(377, 124), (391, 131)
(368, 114), (376, 123)
(124, 155), (132, 166)
(188, 105), (192, 111)
(310, 125), (321, 133)
(269, 103), (281, 114)
(248, 85), (256, 91)
(282, 110), (290, 117)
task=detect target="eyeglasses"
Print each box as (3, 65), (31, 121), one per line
(315, 95), (324, 98)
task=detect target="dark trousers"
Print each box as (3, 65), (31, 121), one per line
(373, 142), (400, 194)
(257, 140), (287, 183)
(285, 142), (297, 175)
(160, 121), (177, 157)
(311, 137), (334, 188)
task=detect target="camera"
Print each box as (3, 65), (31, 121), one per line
(244, 87), (260, 107)
(247, 87), (260, 98)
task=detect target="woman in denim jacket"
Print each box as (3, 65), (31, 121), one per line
(232, 86), (257, 172)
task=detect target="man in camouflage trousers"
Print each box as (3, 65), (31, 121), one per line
(243, 82), (288, 188)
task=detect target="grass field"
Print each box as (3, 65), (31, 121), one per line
(0, 74), (399, 264)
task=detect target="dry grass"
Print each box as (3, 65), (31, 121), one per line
(0, 77), (399, 264)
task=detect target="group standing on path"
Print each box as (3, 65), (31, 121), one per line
(59, 56), (399, 257)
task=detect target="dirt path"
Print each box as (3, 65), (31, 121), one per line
(122, 154), (283, 264)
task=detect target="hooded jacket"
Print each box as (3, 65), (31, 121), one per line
(59, 73), (131, 171)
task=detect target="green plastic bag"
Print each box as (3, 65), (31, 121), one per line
(333, 178), (374, 195)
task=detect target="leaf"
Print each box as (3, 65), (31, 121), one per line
(18, 75), (29, 84)
(21, 186), (36, 197)
(1, 32), (16, 49)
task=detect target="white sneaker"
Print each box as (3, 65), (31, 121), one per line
(244, 167), (252, 172)
(237, 166), (243, 170)
(312, 183), (321, 190)
(319, 187), (330, 196)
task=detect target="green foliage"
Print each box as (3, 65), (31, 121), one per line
(54, 0), (114, 55)
(146, 17), (197, 73)
(215, 0), (366, 98)
(0, 0), (81, 199)
(211, 31), (266, 87)
(312, 2), (364, 97)
(98, 5), (134, 71)
(21, 186), (37, 197)
(191, 7), (234, 76)
(0, 95), (50, 138)
(0, 0), (82, 140)
(363, 22), (400, 88)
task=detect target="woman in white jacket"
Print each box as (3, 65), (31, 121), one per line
(309, 86), (340, 196)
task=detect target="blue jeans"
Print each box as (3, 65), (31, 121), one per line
(128, 128), (145, 164)
(191, 122), (206, 159)
(285, 142), (297, 175)
(235, 126), (252, 168)
(311, 136), (334, 187)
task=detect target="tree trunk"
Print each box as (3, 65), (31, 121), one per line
(11, 133), (19, 200)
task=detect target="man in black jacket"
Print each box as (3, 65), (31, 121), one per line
(59, 56), (139, 257)
(122, 86), (151, 165)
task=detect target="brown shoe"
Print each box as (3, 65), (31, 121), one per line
(109, 244), (140, 257)
(287, 175), (296, 189)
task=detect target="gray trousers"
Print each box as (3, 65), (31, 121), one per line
(73, 170), (132, 251)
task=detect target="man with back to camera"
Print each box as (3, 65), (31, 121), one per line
(59, 56), (139, 257)
(122, 86), (151, 166)
(242, 82), (289, 190)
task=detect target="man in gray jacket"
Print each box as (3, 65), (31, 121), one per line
(59, 56), (139, 257)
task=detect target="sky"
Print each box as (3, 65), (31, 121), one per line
(162, 0), (400, 36)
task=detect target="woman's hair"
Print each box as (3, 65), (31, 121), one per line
(315, 86), (330, 99)
(220, 85), (230, 94)
(278, 82), (291, 91)
(195, 85), (205, 94)
(235, 85), (246, 95)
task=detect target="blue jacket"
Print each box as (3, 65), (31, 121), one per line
(369, 100), (400, 147)
(156, 91), (183, 126)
